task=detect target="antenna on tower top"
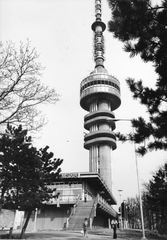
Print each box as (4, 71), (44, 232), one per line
(92, 0), (106, 68)
(95, 0), (102, 21)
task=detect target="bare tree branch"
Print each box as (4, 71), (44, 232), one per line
(0, 40), (59, 132)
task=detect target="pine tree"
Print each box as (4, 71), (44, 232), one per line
(107, 0), (167, 155)
(143, 163), (167, 233)
(0, 124), (63, 238)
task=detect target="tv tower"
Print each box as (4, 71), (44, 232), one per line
(80, 0), (121, 191)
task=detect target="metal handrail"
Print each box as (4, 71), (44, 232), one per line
(89, 195), (98, 219)
(67, 194), (81, 223)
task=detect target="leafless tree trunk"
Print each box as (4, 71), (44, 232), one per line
(19, 210), (32, 239)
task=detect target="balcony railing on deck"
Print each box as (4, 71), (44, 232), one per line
(46, 194), (79, 205)
(59, 194), (79, 204)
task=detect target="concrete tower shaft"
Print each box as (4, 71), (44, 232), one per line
(80, 0), (121, 191)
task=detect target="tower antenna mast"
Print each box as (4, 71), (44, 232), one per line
(92, 0), (106, 68)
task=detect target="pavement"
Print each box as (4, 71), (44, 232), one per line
(25, 230), (117, 239)
(20, 229), (123, 240)
(0, 228), (125, 239)
(1, 228), (165, 240)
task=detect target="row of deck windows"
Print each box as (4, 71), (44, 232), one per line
(80, 80), (120, 93)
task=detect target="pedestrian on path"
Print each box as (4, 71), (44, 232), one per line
(111, 219), (118, 239)
(83, 218), (88, 238)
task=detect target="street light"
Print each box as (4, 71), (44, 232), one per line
(107, 118), (147, 240)
(118, 189), (123, 230)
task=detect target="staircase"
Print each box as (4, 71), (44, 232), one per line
(68, 200), (94, 230)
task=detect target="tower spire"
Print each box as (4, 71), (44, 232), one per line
(92, 0), (106, 68)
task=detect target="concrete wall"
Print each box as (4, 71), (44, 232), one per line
(93, 212), (109, 228)
(26, 205), (70, 231)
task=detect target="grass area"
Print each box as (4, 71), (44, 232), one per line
(89, 229), (167, 240)
(119, 229), (166, 240)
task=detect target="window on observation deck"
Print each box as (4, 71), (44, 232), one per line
(80, 80), (120, 93)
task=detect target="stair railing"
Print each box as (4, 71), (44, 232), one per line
(66, 194), (81, 229)
(89, 195), (98, 229)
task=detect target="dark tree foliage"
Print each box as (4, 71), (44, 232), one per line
(143, 163), (167, 233)
(0, 124), (63, 238)
(107, 0), (167, 155)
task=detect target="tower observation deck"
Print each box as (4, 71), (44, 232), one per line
(80, 0), (121, 191)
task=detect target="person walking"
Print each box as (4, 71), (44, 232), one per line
(111, 219), (118, 239)
(83, 218), (88, 238)
(84, 191), (87, 202)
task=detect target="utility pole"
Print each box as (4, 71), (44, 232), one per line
(118, 190), (123, 230)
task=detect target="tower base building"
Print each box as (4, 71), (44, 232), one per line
(25, 172), (117, 231)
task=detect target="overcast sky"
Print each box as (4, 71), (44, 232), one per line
(0, 0), (166, 206)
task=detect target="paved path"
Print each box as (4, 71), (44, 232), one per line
(2, 228), (165, 239)
(21, 229), (123, 240)
(6, 229), (125, 239)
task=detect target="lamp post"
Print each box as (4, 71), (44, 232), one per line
(118, 189), (123, 230)
(123, 200), (126, 229)
(107, 118), (147, 240)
